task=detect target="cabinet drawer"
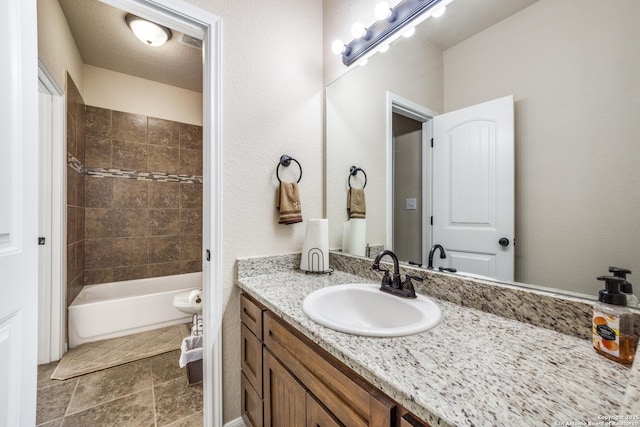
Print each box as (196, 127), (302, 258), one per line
(241, 323), (263, 397)
(241, 293), (265, 339)
(264, 312), (394, 427)
(241, 373), (263, 427)
(400, 413), (430, 427)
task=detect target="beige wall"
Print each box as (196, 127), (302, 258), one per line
(83, 65), (203, 126)
(37, 0), (84, 92)
(443, 0), (640, 296)
(326, 34), (443, 251)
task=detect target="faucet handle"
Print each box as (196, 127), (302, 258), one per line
(401, 275), (419, 298)
(380, 270), (392, 287)
(406, 274), (423, 282)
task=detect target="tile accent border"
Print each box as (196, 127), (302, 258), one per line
(67, 153), (203, 184)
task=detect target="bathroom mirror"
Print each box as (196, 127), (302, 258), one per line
(325, 0), (640, 299)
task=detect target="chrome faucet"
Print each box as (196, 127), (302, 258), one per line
(371, 250), (421, 298)
(427, 244), (446, 269)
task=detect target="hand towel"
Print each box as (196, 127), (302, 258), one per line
(276, 181), (303, 224)
(347, 188), (366, 219)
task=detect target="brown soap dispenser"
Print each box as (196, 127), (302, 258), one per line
(593, 275), (636, 364)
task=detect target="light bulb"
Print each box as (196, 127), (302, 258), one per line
(402, 26), (416, 38)
(432, 6), (446, 18)
(374, 2), (392, 20)
(359, 59), (369, 67)
(378, 44), (390, 53)
(351, 22), (367, 39)
(331, 40), (346, 55)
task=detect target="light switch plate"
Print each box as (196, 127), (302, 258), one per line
(406, 198), (417, 210)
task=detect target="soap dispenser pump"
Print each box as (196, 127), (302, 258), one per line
(609, 266), (638, 308)
(593, 275), (635, 364)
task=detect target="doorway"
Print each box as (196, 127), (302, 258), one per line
(386, 92), (435, 266)
(35, 0), (222, 425)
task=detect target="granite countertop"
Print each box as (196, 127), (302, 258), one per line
(237, 270), (632, 427)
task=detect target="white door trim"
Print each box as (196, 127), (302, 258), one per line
(98, 1), (223, 425)
(385, 92), (437, 264)
(38, 58), (66, 363)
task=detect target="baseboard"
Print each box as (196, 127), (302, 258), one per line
(223, 417), (245, 427)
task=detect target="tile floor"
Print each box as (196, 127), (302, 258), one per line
(36, 350), (203, 426)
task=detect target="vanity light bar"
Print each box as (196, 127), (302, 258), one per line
(342, 0), (444, 66)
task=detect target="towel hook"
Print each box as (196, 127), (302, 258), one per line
(348, 166), (367, 189)
(276, 155), (302, 183)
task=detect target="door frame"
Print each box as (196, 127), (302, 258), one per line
(91, 0), (223, 424)
(37, 59), (66, 363)
(385, 92), (437, 265)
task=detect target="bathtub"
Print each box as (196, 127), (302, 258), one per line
(68, 272), (202, 348)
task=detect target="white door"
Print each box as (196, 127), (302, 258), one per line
(0, 0), (39, 425)
(432, 95), (514, 281)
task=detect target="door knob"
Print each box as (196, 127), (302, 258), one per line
(498, 238), (509, 247)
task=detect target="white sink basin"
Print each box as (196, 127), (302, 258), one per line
(302, 284), (441, 337)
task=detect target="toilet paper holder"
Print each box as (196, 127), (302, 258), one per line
(302, 248), (333, 275)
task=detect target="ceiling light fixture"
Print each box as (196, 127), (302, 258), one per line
(125, 13), (172, 47)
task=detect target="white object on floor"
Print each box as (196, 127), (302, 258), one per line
(179, 335), (203, 368)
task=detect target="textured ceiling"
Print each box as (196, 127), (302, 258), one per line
(58, 0), (203, 93)
(416, 0), (541, 50)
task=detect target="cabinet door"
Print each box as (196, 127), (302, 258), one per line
(241, 323), (263, 396)
(307, 393), (343, 427)
(264, 349), (306, 427)
(241, 373), (263, 427)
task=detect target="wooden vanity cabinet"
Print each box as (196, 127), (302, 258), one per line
(240, 292), (430, 427)
(240, 294), (266, 427)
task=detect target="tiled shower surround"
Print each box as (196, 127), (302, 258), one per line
(81, 106), (203, 285)
(66, 75), (85, 306)
(65, 74), (203, 290)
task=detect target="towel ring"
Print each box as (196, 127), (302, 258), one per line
(348, 166), (367, 189)
(276, 155), (302, 183)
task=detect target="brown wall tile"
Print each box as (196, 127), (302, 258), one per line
(85, 136), (112, 168)
(67, 206), (77, 244)
(179, 235), (202, 261)
(84, 239), (113, 269)
(179, 148), (202, 176)
(67, 167), (78, 207)
(148, 262), (181, 278)
(79, 106), (203, 285)
(180, 260), (201, 274)
(113, 265), (149, 282)
(112, 209), (149, 237)
(148, 182), (179, 208)
(67, 114), (77, 159)
(179, 123), (202, 150)
(85, 178), (113, 208)
(85, 106), (112, 137)
(112, 140), (148, 171)
(149, 146), (179, 174)
(67, 275), (84, 308)
(180, 209), (202, 235)
(84, 268), (114, 286)
(148, 209), (180, 236)
(112, 111), (147, 143)
(85, 208), (115, 238)
(112, 237), (149, 267)
(179, 183), (202, 209)
(112, 179), (148, 208)
(148, 236), (180, 264)
(148, 118), (179, 147)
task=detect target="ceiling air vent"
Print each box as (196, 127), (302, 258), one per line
(179, 33), (202, 50)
